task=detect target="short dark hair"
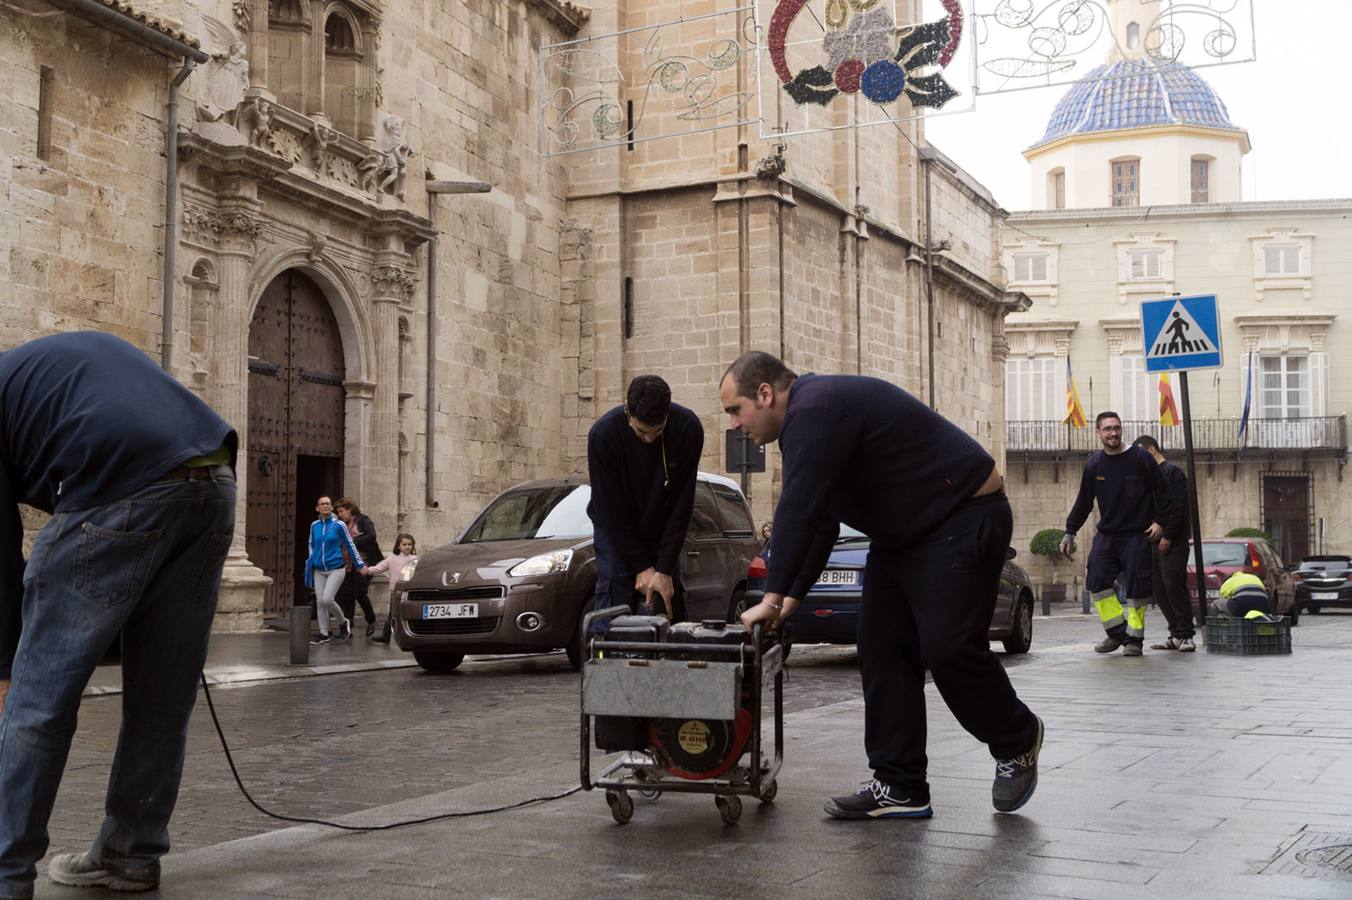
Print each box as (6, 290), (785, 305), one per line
(721, 351), (797, 401)
(626, 374), (671, 426)
(1095, 411), (1121, 428)
(1133, 435), (1161, 453)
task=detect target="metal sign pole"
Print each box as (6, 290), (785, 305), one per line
(1178, 371), (1209, 640)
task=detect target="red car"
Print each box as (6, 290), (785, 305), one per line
(1186, 538), (1299, 624)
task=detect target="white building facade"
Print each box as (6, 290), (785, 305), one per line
(1001, 13), (1350, 587)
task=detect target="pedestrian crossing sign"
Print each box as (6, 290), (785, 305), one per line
(1141, 295), (1223, 373)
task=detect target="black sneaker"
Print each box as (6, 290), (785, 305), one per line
(49, 851), (158, 892)
(993, 716), (1044, 813)
(365, 621), (376, 638)
(310, 633), (332, 645)
(339, 618), (352, 641)
(824, 780), (932, 820)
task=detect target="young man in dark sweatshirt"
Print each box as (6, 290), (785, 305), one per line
(1133, 435), (1195, 651)
(586, 375), (704, 619)
(724, 352), (1042, 821)
(0, 332), (236, 897)
(1060, 412), (1171, 656)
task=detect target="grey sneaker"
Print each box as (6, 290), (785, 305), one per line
(1178, 637), (1196, 652)
(1123, 643), (1143, 657)
(1094, 637), (1122, 654)
(993, 716), (1044, 813)
(1150, 636), (1182, 650)
(48, 851), (158, 892)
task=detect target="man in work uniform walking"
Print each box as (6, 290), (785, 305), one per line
(726, 352), (1042, 820)
(1133, 436), (1195, 651)
(1060, 412), (1172, 656)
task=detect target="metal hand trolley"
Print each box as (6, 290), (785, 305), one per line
(579, 602), (785, 825)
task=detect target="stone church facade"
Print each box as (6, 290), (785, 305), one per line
(3, 0), (1023, 629)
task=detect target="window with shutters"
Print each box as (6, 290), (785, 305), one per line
(1111, 158), (1139, 207)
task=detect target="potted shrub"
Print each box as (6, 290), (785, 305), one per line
(1030, 528), (1076, 603)
(1226, 526), (1274, 544)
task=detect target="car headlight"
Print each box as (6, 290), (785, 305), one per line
(508, 549), (573, 577)
(399, 559), (419, 583)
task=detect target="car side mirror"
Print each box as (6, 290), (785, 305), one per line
(1005, 546), (1017, 561)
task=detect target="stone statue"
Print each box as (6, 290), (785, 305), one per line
(196, 18), (249, 124)
(238, 96), (272, 149)
(375, 115), (413, 200)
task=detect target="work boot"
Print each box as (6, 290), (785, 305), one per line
(824, 780), (932, 820)
(1123, 643), (1143, 657)
(993, 716), (1044, 813)
(1094, 637), (1122, 654)
(48, 851), (158, 892)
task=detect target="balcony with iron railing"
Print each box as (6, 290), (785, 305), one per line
(1006, 416), (1348, 463)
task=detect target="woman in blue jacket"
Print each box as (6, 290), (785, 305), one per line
(305, 495), (366, 643)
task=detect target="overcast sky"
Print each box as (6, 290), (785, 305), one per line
(925, 1), (1351, 210)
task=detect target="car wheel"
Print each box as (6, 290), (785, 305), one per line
(1002, 592), (1033, 654)
(727, 588), (749, 623)
(565, 616), (585, 671)
(413, 651), (465, 673)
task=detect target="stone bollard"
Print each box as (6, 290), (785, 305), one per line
(289, 604), (311, 666)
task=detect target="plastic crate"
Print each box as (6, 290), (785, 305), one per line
(1204, 616), (1292, 655)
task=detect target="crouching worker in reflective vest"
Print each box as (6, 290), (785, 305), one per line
(1212, 572), (1273, 620)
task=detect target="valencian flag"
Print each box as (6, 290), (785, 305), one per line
(1063, 358), (1087, 428)
(1238, 351), (1254, 445)
(1158, 373), (1181, 426)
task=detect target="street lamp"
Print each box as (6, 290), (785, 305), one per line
(424, 178), (493, 508)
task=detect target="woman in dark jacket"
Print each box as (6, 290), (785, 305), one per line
(335, 498), (382, 636)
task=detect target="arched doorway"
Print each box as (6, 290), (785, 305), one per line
(246, 269), (347, 617)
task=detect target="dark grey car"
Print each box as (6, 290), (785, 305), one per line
(393, 472), (760, 672)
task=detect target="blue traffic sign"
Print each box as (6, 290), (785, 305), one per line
(1141, 294), (1223, 373)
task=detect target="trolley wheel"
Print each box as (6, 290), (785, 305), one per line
(637, 788), (662, 801)
(757, 779), (778, 804)
(606, 790), (634, 824)
(715, 794), (742, 825)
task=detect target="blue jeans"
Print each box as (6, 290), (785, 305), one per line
(0, 467), (235, 897)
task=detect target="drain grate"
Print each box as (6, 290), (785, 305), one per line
(1257, 831), (1352, 880)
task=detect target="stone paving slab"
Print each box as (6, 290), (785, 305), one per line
(33, 615), (1352, 899)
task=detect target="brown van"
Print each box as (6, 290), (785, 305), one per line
(392, 472), (760, 672)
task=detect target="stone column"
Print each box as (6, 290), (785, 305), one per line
(207, 191), (271, 631)
(366, 253), (414, 544)
(307, 0), (329, 123)
(358, 22), (379, 144)
(246, 0), (272, 99)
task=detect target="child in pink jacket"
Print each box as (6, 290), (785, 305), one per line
(366, 533), (418, 644)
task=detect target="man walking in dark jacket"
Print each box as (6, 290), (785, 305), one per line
(0, 332), (236, 898)
(1133, 436), (1195, 651)
(725, 352), (1042, 820)
(1060, 412), (1171, 657)
(586, 375), (704, 620)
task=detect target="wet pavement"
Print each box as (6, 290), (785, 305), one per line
(31, 612), (1352, 898)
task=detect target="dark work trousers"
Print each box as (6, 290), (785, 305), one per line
(589, 527), (687, 625)
(338, 572), (377, 627)
(857, 493), (1039, 796)
(1150, 540), (1194, 639)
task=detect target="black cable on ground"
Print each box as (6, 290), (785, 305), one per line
(199, 674), (582, 832)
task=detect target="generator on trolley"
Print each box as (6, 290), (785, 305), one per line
(579, 599), (785, 825)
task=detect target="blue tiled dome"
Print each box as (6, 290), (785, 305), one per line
(1031, 59), (1240, 148)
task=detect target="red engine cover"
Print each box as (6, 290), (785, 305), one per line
(650, 709), (753, 781)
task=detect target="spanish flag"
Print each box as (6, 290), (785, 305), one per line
(1159, 372), (1180, 426)
(1063, 358), (1087, 428)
